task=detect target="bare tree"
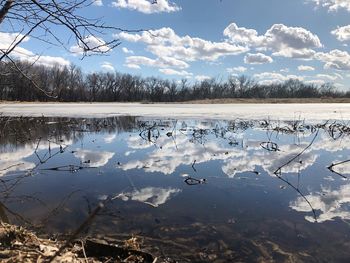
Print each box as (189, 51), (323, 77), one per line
(0, 0), (144, 97)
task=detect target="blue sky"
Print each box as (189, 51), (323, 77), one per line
(1, 0), (350, 88)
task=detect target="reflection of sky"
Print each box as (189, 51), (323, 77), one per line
(290, 184), (350, 222)
(120, 130), (320, 178)
(0, 146), (36, 176)
(2, 118), (350, 226)
(74, 149), (115, 167)
(120, 134), (234, 174)
(104, 134), (117, 144)
(0, 138), (73, 176)
(116, 187), (181, 207)
(329, 160), (350, 176)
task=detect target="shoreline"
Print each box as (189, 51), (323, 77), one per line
(1, 98), (350, 104)
(1, 102), (350, 121)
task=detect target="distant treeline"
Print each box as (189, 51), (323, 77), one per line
(0, 61), (348, 102)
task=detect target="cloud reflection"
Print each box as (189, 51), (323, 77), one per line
(74, 149), (114, 167)
(116, 187), (181, 207)
(290, 184), (350, 222)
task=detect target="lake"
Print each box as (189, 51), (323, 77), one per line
(0, 115), (350, 262)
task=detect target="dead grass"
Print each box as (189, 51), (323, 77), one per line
(0, 223), (155, 263)
(176, 98), (350, 104)
(1, 97), (350, 104)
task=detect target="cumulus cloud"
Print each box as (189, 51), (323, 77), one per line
(298, 65), (315, 71)
(0, 32), (70, 67)
(224, 23), (322, 59)
(331, 25), (350, 41)
(315, 49), (350, 70)
(159, 68), (193, 77)
(308, 0), (350, 12)
(195, 75), (212, 82)
(112, 0), (181, 14)
(254, 72), (304, 84)
(117, 27), (248, 63)
(101, 62), (115, 71)
(70, 35), (110, 55)
(226, 66), (247, 73)
(315, 73), (339, 81)
(244, 53), (273, 64)
(122, 47), (134, 54)
(304, 79), (326, 85)
(223, 23), (264, 45)
(92, 0), (103, 6)
(125, 55), (189, 69)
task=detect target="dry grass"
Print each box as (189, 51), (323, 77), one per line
(176, 98), (350, 104)
(1, 97), (350, 104)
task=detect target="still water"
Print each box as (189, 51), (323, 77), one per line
(0, 116), (350, 262)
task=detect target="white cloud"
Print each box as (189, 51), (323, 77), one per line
(195, 75), (212, 82)
(308, 0), (350, 12)
(122, 47), (134, 54)
(254, 72), (304, 84)
(272, 48), (316, 59)
(69, 35), (110, 55)
(92, 0), (103, 6)
(224, 23), (322, 59)
(118, 27), (248, 63)
(315, 49), (350, 70)
(244, 53), (273, 64)
(101, 62), (115, 71)
(0, 32), (70, 67)
(223, 23), (264, 45)
(159, 68), (193, 77)
(298, 65), (315, 71)
(265, 24), (322, 51)
(331, 25), (350, 41)
(316, 73), (339, 81)
(305, 79), (326, 85)
(125, 55), (189, 69)
(112, 0), (181, 14)
(226, 66), (247, 73)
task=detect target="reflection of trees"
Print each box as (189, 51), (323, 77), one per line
(0, 116), (135, 227)
(1, 116), (350, 228)
(0, 116), (138, 147)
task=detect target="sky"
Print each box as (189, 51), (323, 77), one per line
(1, 0), (350, 89)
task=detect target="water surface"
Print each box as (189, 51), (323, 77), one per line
(1, 116), (350, 262)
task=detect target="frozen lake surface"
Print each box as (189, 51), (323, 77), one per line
(1, 102), (350, 120)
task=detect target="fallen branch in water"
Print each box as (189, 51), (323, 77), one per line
(273, 129), (320, 222)
(327, 159), (350, 179)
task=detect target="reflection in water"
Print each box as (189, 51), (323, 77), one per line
(1, 116), (350, 261)
(0, 146), (36, 176)
(116, 187), (181, 208)
(290, 184), (350, 222)
(74, 149), (115, 167)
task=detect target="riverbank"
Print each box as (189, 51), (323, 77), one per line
(0, 223), (155, 262)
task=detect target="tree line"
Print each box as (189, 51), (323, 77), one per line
(0, 61), (348, 102)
